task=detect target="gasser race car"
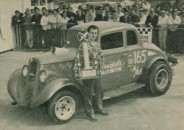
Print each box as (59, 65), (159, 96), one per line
(7, 22), (177, 123)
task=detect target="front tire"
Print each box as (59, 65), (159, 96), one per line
(47, 90), (78, 123)
(146, 61), (172, 96)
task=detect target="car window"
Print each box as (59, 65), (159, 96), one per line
(100, 32), (123, 50)
(126, 31), (138, 46)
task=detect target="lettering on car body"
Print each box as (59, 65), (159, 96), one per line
(101, 59), (125, 75)
(128, 50), (147, 77)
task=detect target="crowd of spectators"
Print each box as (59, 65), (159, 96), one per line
(11, 0), (184, 53)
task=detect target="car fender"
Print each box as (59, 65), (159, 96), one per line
(30, 78), (82, 108)
(7, 68), (27, 106)
(141, 55), (167, 83)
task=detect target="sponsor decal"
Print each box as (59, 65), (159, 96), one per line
(101, 59), (125, 75)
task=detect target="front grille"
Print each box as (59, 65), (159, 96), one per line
(29, 59), (38, 81)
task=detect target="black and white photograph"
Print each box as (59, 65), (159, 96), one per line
(0, 0), (184, 130)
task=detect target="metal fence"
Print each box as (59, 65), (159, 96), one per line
(12, 23), (184, 53)
(12, 23), (70, 50)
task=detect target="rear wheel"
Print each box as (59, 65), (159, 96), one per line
(146, 61), (172, 96)
(47, 90), (78, 123)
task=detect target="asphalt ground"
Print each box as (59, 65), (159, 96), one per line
(0, 51), (184, 130)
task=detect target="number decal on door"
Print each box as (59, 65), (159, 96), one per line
(133, 50), (147, 64)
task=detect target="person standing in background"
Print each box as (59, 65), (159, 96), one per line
(85, 8), (95, 23)
(60, 11), (69, 46)
(31, 7), (42, 49)
(76, 8), (85, 24)
(158, 9), (169, 52)
(167, 9), (181, 53)
(145, 8), (159, 47)
(40, 9), (50, 49)
(24, 8), (33, 48)
(140, 0), (151, 15)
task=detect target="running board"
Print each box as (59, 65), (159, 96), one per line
(103, 83), (145, 100)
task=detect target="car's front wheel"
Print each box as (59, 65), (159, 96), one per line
(146, 61), (172, 96)
(47, 90), (78, 123)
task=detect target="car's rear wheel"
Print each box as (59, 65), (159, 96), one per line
(47, 90), (78, 123)
(146, 61), (172, 96)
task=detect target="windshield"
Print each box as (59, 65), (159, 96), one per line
(65, 30), (83, 49)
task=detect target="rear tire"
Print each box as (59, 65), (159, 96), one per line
(146, 61), (172, 96)
(47, 90), (78, 123)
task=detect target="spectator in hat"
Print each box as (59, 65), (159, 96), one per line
(145, 8), (159, 47)
(167, 9), (181, 53)
(158, 9), (169, 52)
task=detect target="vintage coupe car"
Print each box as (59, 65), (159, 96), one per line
(8, 22), (177, 123)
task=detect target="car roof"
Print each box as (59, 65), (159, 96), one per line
(69, 21), (136, 33)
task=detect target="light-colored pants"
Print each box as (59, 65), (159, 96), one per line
(26, 30), (33, 48)
(159, 26), (167, 51)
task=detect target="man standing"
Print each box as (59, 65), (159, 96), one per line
(158, 9), (169, 52)
(31, 7), (42, 49)
(145, 8), (159, 47)
(167, 9), (181, 53)
(73, 25), (108, 121)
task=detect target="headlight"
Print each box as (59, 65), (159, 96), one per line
(39, 70), (47, 83)
(22, 65), (28, 77)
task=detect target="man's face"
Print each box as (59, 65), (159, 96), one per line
(117, 7), (122, 12)
(35, 9), (40, 14)
(88, 28), (98, 42)
(15, 12), (19, 17)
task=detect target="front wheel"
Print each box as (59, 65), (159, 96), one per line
(146, 61), (172, 96)
(47, 90), (78, 123)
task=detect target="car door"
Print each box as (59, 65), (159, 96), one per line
(125, 30), (148, 84)
(99, 31), (128, 92)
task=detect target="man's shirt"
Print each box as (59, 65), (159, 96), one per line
(73, 40), (103, 79)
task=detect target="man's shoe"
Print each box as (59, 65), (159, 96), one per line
(95, 110), (109, 116)
(87, 114), (97, 122)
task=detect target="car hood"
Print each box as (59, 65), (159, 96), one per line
(33, 48), (77, 64)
